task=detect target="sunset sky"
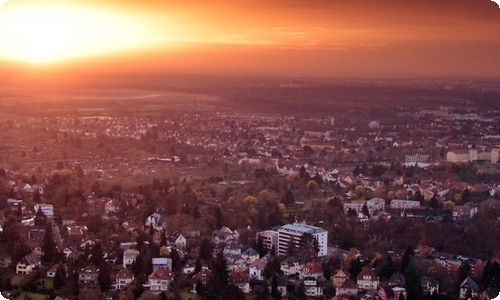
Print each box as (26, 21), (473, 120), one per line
(1, 0), (500, 78)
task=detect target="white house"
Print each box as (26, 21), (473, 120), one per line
(144, 267), (174, 293)
(114, 268), (134, 290)
(16, 253), (41, 275)
(248, 259), (267, 280)
(304, 277), (323, 297)
(123, 249), (140, 268)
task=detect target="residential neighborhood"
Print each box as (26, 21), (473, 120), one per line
(0, 78), (499, 300)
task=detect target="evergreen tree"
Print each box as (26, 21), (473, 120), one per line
(12, 240), (31, 263)
(98, 261), (112, 292)
(377, 255), (395, 282)
(90, 242), (104, 266)
(263, 257), (283, 279)
(295, 281), (307, 300)
(271, 275), (282, 300)
(362, 202), (370, 217)
(404, 261), (423, 300)
(349, 258), (363, 280)
(199, 238), (214, 261)
(42, 224), (56, 263)
(33, 189), (41, 203)
(401, 246), (413, 273)
(170, 248), (181, 272)
(194, 258), (202, 274)
(34, 207), (47, 226)
(53, 264), (67, 290)
(206, 252), (229, 300)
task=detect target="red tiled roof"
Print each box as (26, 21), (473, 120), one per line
(150, 267), (173, 280)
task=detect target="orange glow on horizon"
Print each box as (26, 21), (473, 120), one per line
(0, 0), (499, 77)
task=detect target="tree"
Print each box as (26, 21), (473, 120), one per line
(98, 261), (112, 292)
(34, 207), (47, 226)
(42, 225), (56, 263)
(307, 180), (319, 193)
(199, 238), (214, 261)
(349, 258), (363, 280)
(170, 248), (181, 272)
(12, 240), (31, 263)
(404, 261), (423, 300)
(263, 257), (283, 279)
(220, 284), (245, 300)
(53, 264), (67, 290)
(401, 246), (413, 273)
(90, 242), (104, 266)
(206, 252), (229, 300)
(377, 255), (395, 282)
(271, 275), (282, 300)
(362, 202), (370, 217)
(283, 189), (295, 205)
(295, 280), (307, 300)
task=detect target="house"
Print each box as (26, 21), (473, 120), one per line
(114, 268), (134, 291)
(268, 275), (287, 297)
(249, 259), (267, 280)
(388, 273), (406, 287)
(16, 253), (41, 274)
(79, 265), (99, 285)
(281, 256), (302, 276)
(225, 254), (247, 272)
(336, 279), (358, 297)
(192, 269), (212, 293)
(332, 268), (350, 288)
(212, 226), (236, 245)
(377, 286), (407, 300)
(46, 263), (62, 278)
(123, 249), (140, 268)
(304, 277), (323, 297)
(241, 248), (259, 264)
(145, 212), (167, 231)
(168, 231), (186, 250)
(79, 239), (95, 249)
(300, 261), (324, 281)
(357, 268), (379, 291)
(152, 257), (172, 271)
(421, 276), (439, 295)
(459, 276), (479, 299)
(63, 247), (76, 259)
(144, 267), (174, 293)
(229, 271), (250, 293)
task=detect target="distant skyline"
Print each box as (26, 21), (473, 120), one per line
(1, 0), (500, 78)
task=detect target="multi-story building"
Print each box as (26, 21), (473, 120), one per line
(256, 230), (279, 253)
(447, 148), (499, 163)
(390, 200), (420, 210)
(34, 204), (54, 217)
(277, 223), (328, 257)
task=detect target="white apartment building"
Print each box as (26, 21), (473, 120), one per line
(277, 223), (328, 257)
(34, 204), (54, 217)
(256, 230), (279, 253)
(390, 199), (421, 209)
(447, 149), (499, 163)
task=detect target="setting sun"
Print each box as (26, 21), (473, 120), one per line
(0, 2), (151, 63)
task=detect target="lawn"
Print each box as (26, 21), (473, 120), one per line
(167, 291), (197, 300)
(17, 292), (50, 300)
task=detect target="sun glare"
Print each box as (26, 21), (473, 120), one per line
(0, 2), (151, 63)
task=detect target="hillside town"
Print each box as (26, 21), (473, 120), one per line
(0, 81), (499, 300)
